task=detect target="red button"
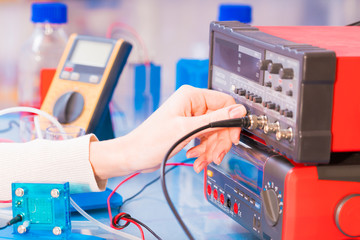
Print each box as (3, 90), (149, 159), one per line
(233, 202), (238, 214)
(207, 185), (211, 196)
(213, 189), (218, 200)
(64, 67), (73, 72)
(220, 193), (225, 205)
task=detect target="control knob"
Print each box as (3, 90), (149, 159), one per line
(267, 63), (283, 74)
(279, 68), (294, 79)
(261, 188), (280, 226)
(257, 59), (273, 70)
(53, 91), (85, 124)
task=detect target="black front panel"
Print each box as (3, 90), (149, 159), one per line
(209, 21), (336, 164)
(205, 135), (293, 239)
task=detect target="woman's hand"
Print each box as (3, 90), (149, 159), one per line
(90, 85), (246, 180)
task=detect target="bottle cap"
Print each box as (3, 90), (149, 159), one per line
(218, 4), (252, 23)
(31, 2), (67, 24)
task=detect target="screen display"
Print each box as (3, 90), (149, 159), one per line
(213, 36), (261, 83)
(70, 40), (113, 67)
(218, 137), (271, 195)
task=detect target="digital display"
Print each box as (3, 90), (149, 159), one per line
(213, 36), (261, 83)
(218, 138), (270, 195)
(70, 40), (113, 67)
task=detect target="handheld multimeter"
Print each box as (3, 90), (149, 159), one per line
(40, 34), (132, 134)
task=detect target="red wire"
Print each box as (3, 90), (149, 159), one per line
(108, 172), (140, 228)
(0, 200), (11, 203)
(106, 22), (150, 65)
(107, 162), (194, 238)
(114, 214), (145, 240)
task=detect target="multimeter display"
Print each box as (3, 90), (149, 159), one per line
(70, 40), (113, 67)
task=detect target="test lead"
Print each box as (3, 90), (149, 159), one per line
(160, 115), (262, 240)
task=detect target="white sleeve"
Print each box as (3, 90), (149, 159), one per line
(0, 134), (107, 200)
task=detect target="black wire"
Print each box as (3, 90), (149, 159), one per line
(160, 117), (251, 240)
(119, 158), (195, 211)
(0, 224), (8, 230)
(0, 214), (23, 231)
(0, 120), (19, 134)
(347, 20), (360, 26)
(113, 212), (162, 240)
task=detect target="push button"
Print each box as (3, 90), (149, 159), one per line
(265, 81), (272, 88)
(89, 75), (100, 84)
(274, 86), (282, 92)
(60, 71), (70, 79)
(70, 72), (80, 81)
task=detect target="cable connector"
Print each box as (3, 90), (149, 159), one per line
(248, 115), (267, 130)
(9, 214), (23, 225)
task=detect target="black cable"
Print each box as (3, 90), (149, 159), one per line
(113, 212), (162, 240)
(160, 116), (251, 240)
(119, 158), (195, 211)
(0, 120), (19, 134)
(0, 225), (8, 230)
(347, 20), (360, 26)
(0, 214), (23, 231)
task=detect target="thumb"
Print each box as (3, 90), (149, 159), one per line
(190, 104), (247, 129)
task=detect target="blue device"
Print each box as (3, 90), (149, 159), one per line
(11, 182), (71, 238)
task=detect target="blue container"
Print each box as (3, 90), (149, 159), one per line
(218, 4), (252, 23)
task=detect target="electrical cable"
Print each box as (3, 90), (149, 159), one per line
(0, 214), (23, 231)
(113, 213), (163, 240)
(0, 120), (19, 134)
(109, 162), (194, 239)
(160, 116), (252, 240)
(347, 20), (360, 26)
(119, 159), (195, 210)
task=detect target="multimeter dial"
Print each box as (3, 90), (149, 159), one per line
(261, 182), (283, 226)
(53, 91), (84, 124)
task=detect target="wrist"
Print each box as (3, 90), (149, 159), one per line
(89, 135), (136, 180)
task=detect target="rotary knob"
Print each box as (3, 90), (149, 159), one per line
(335, 194), (360, 238)
(279, 68), (294, 79)
(267, 63), (283, 74)
(257, 59), (273, 70)
(53, 91), (84, 124)
(261, 188), (280, 226)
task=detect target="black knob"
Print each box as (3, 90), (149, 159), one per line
(253, 96), (262, 104)
(284, 110), (293, 118)
(279, 68), (294, 79)
(267, 63), (283, 74)
(261, 189), (280, 226)
(238, 89), (246, 96)
(53, 91), (85, 124)
(267, 102), (276, 110)
(265, 81), (272, 88)
(257, 59), (273, 70)
(286, 90), (293, 97)
(274, 86), (282, 92)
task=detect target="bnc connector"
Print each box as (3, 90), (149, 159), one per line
(263, 121), (280, 134)
(247, 115), (268, 130)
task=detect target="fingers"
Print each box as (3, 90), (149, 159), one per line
(189, 129), (233, 173)
(175, 85), (237, 117)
